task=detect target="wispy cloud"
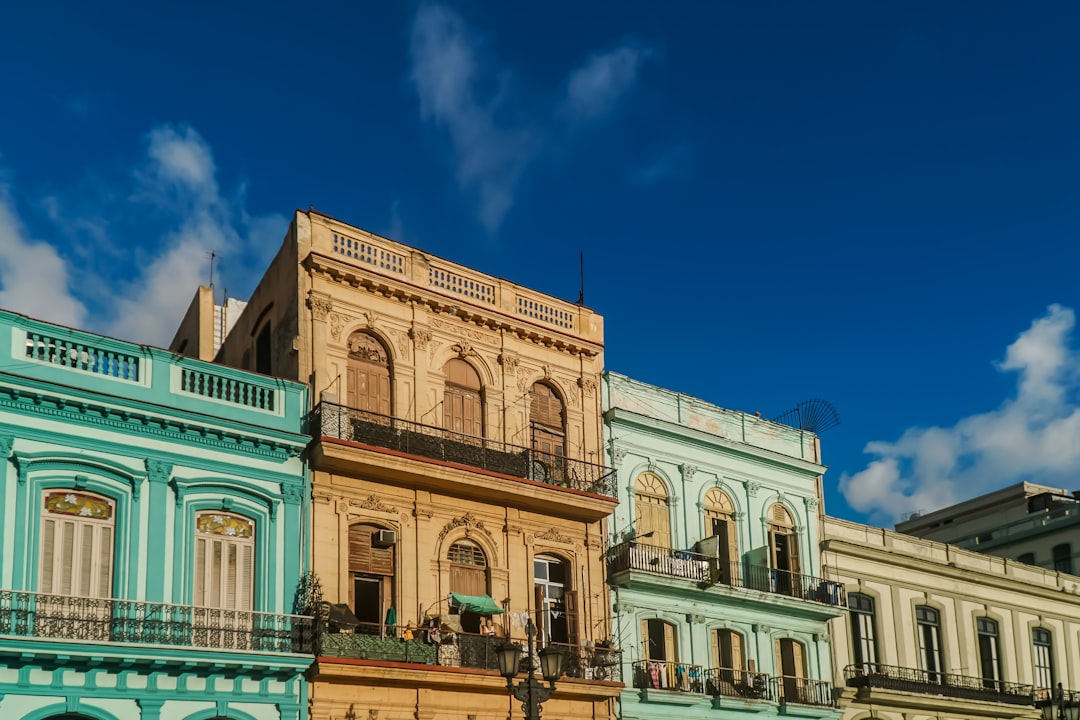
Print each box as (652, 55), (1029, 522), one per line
(0, 187), (88, 328)
(628, 145), (693, 188)
(0, 124), (285, 347)
(408, 3), (654, 231)
(840, 304), (1080, 524)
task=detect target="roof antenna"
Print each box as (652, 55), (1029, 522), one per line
(209, 250), (216, 291)
(577, 251), (585, 306)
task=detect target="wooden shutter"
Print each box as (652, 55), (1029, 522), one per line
(346, 365), (359, 409)
(768, 530), (778, 568)
(787, 533), (801, 575)
(535, 585), (547, 642)
(642, 619), (651, 660)
(563, 589), (580, 647)
(731, 632), (744, 671)
(711, 630), (721, 669)
(664, 622), (677, 661)
(791, 640), (805, 677)
(350, 524), (394, 576)
(40, 510), (113, 598)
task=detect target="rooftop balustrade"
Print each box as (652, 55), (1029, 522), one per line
(606, 541), (846, 607)
(844, 663), (1035, 706)
(0, 589), (315, 655)
(314, 402), (617, 498)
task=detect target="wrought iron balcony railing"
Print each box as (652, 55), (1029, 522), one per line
(632, 660), (705, 693)
(772, 676), (835, 707)
(705, 667), (773, 700)
(317, 622), (621, 682)
(606, 542), (847, 607)
(844, 664), (1035, 706)
(0, 589), (315, 654)
(314, 402), (617, 497)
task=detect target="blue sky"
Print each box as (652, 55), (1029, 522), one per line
(2, 2), (1080, 526)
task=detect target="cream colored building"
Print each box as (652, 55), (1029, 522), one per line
(823, 516), (1080, 720)
(174, 209), (620, 720)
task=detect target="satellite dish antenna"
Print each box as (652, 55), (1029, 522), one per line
(770, 398), (840, 434)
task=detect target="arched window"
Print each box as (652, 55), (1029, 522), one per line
(194, 512), (255, 611)
(349, 522), (396, 631)
(916, 606), (944, 682)
(443, 358), (483, 437)
(534, 554), (577, 646)
(1032, 628), (1054, 691)
(767, 504), (800, 594)
(530, 382), (565, 456)
(39, 491), (115, 598)
(711, 628), (745, 685)
(976, 617), (1002, 690)
(347, 332), (391, 416)
(634, 472), (671, 548)
(848, 593), (878, 668)
(448, 539), (488, 597)
(703, 488), (737, 583)
(776, 638), (807, 702)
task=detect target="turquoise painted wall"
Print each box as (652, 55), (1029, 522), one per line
(0, 309), (312, 720)
(603, 372), (843, 720)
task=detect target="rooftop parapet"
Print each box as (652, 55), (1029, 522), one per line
(0, 309), (307, 435)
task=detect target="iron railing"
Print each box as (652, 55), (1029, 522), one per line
(633, 660), (705, 693)
(771, 676), (834, 707)
(0, 589), (315, 654)
(704, 667), (773, 700)
(1036, 689), (1080, 717)
(844, 664), (1035, 705)
(314, 402), (617, 497)
(318, 622), (621, 681)
(607, 542), (846, 607)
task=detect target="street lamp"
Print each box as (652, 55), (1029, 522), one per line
(496, 618), (565, 719)
(1041, 689), (1080, 720)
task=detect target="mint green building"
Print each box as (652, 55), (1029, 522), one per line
(0, 310), (313, 720)
(603, 372), (845, 720)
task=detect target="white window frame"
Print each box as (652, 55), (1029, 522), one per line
(193, 512), (255, 611)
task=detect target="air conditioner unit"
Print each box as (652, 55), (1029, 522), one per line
(372, 529), (397, 547)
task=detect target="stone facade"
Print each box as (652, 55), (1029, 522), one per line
(0, 309), (311, 720)
(825, 515), (1080, 720)
(603, 371), (844, 720)
(198, 210), (620, 719)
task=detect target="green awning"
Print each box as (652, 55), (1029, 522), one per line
(450, 592), (504, 615)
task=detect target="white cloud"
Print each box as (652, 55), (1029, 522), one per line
(0, 187), (88, 328)
(840, 304), (1080, 524)
(565, 44), (653, 121)
(408, 3), (654, 231)
(0, 124), (284, 348)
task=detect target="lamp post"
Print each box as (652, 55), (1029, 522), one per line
(1042, 688), (1080, 720)
(496, 618), (565, 720)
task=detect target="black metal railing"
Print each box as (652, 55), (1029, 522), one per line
(0, 589), (315, 654)
(606, 542), (847, 607)
(844, 664), (1035, 705)
(632, 660), (705, 693)
(1036, 689), (1080, 717)
(705, 667), (773, 700)
(314, 402), (617, 497)
(317, 622), (621, 681)
(771, 676), (834, 707)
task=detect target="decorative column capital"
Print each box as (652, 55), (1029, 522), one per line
(307, 291), (333, 321)
(145, 459), (173, 485)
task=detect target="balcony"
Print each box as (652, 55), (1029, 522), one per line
(314, 402), (617, 498)
(606, 542), (847, 607)
(633, 660), (705, 694)
(844, 664), (1035, 706)
(0, 589), (315, 654)
(704, 667), (773, 700)
(318, 622), (621, 682)
(772, 676), (835, 707)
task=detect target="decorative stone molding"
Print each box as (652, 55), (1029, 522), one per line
(747, 481), (762, 497)
(577, 376), (597, 398)
(680, 464), (697, 481)
(615, 601), (636, 614)
(438, 512), (493, 542)
(452, 342), (477, 359)
(328, 312), (344, 341)
(515, 367), (532, 392)
(410, 325), (432, 350)
(612, 447), (628, 465)
(281, 483), (305, 505)
(362, 310), (378, 329)
(498, 352), (519, 371)
(390, 329), (411, 359)
(357, 495), (398, 514)
(307, 292), (332, 321)
(0, 434), (13, 459)
(428, 339), (442, 361)
(536, 527), (573, 545)
(145, 459), (173, 485)
(807, 497), (820, 509)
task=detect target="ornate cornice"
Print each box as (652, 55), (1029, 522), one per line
(357, 495), (398, 514)
(0, 388), (303, 462)
(535, 527), (573, 545)
(438, 512), (493, 542)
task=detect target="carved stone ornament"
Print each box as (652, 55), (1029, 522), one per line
(747, 481), (762, 497)
(542, 364), (552, 381)
(681, 464), (698, 481)
(498, 352), (519, 371)
(145, 459), (173, 485)
(438, 512), (494, 541)
(328, 313), (344, 341)
(536, 527), (573, 545)
(453, 342), (477, 359)
(307, 292), (332, 321)
(577, 376), (597, 397)
(348, 332), (388, 364)
(410, 325), (432, 350)
(428, 339), (442, 361)
(281, 483), (305, 504)
(807, 497), (820, 509)
(612, 447), (628, 465)
(357, 495), (398, 514)
(390, 329), (411, 358)
(516, 367), (532, 392)
(0, 434), (13, 458)
(362, 310), (378, 329)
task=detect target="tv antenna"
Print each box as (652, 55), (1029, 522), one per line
(770, 398), (840, 433)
